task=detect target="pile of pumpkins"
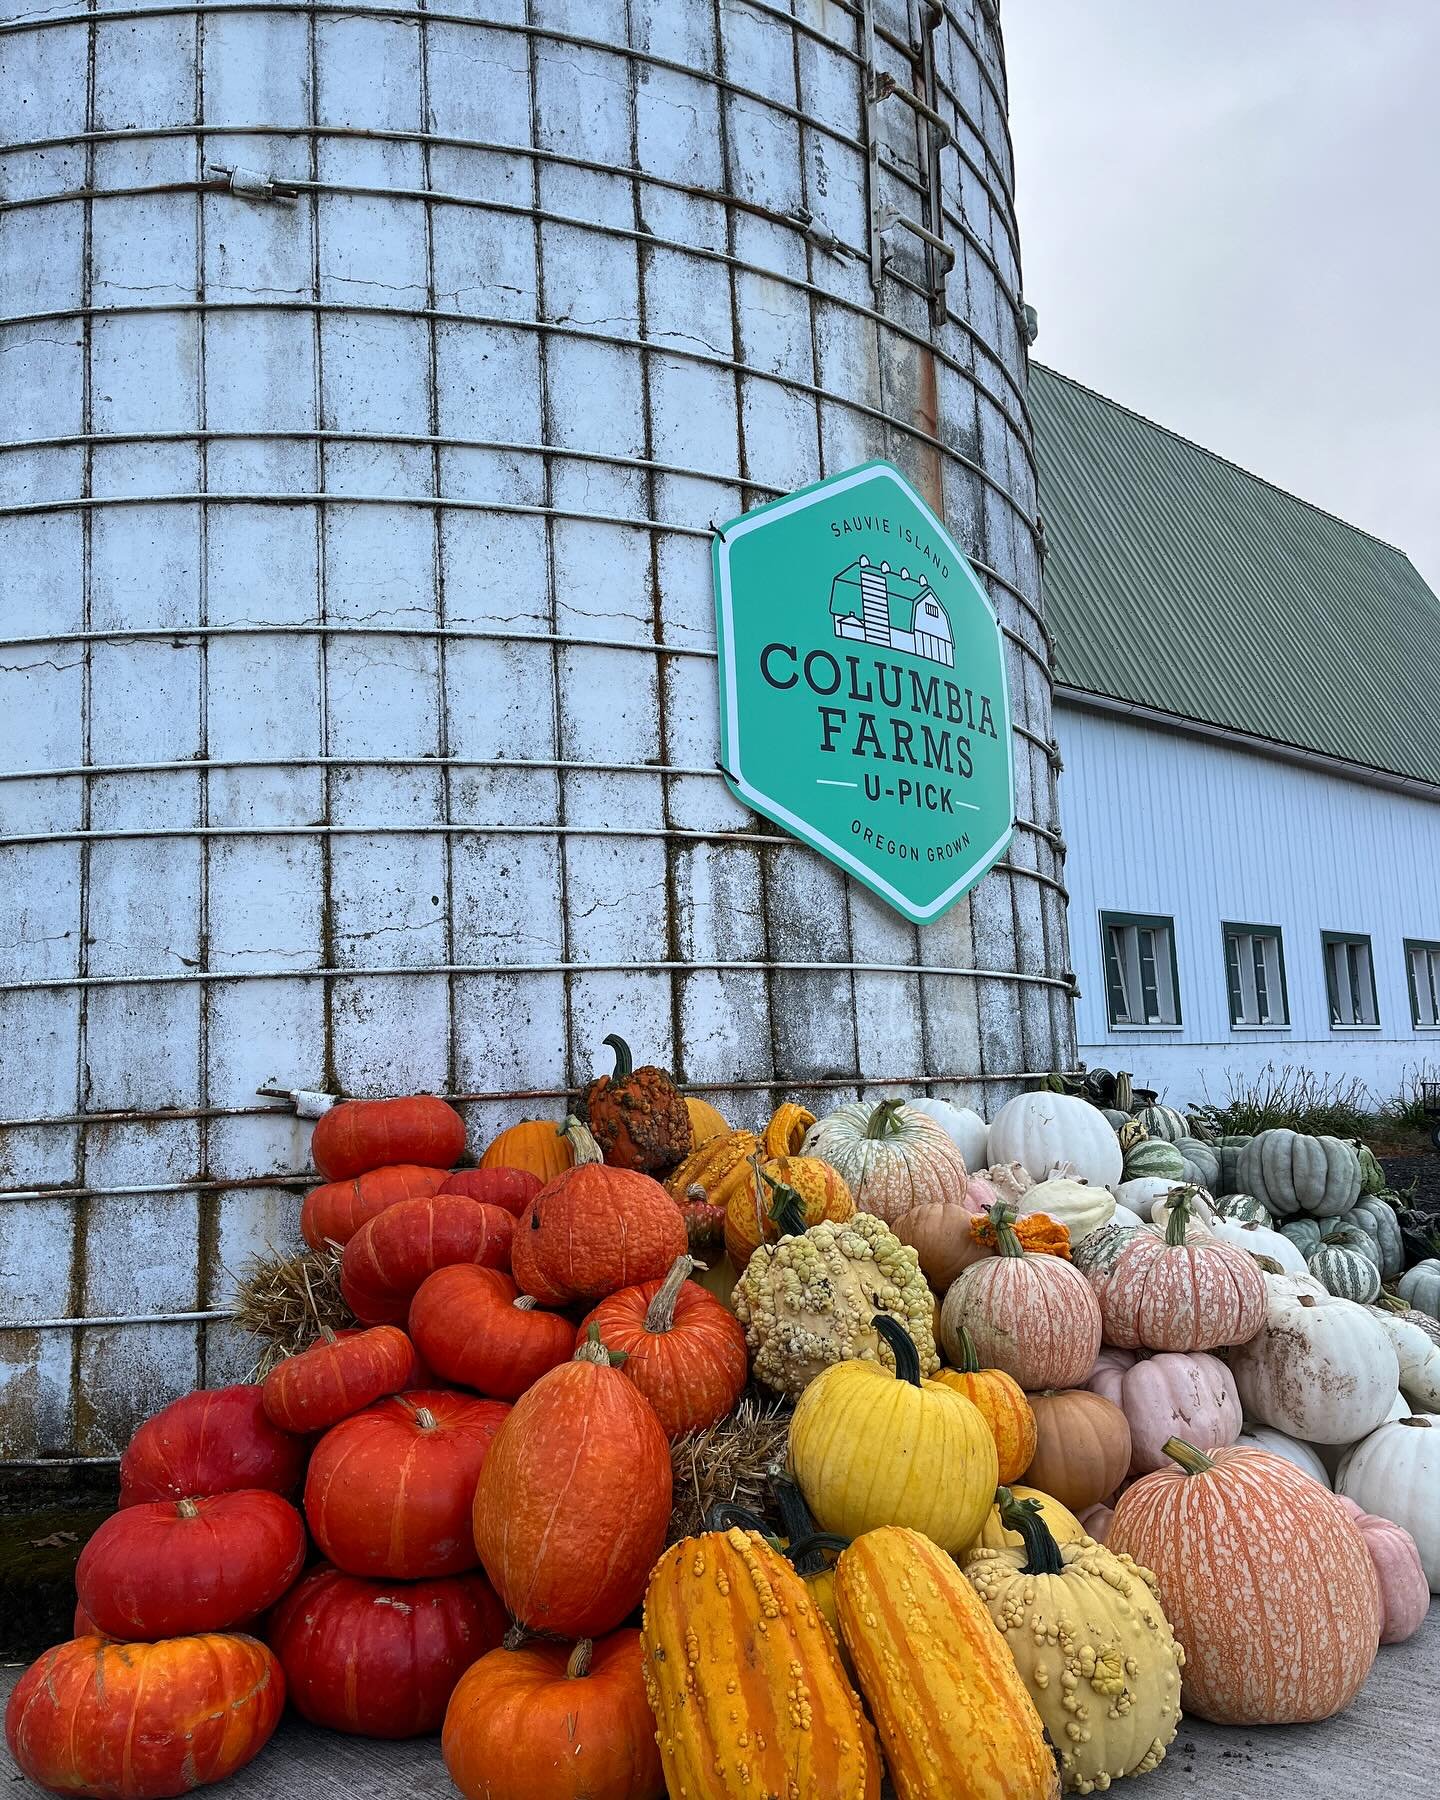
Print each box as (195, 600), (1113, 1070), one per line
(6, 1043), (1439, 1800)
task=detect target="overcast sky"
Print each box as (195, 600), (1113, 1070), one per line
(1005, 1), (1440, 590)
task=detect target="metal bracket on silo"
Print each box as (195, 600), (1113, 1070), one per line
(861, 0), (953, 324)
(206, 164), (300, 206)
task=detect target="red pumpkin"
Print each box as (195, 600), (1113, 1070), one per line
(119, 1385), (305, 1508)
(472, 1330), (671, 1636)
(438, 1167), (542, 1217)
(443, 1630), (663, 1800)
(266, 1563), (507, 1738)
(512, 1163), (688, 1306)
(409, 1265), (576, 1399)
(75, 1491), (304, 1642)
(5, 1634), (283, 1799)
(312, 1094), (466, 1181)
(73, 1602), (98, 1637)
(301, 1163), (450, 1250)
(261, 1324), (415, 1432)
(305, 1390), (509, 1579)
(340, 1196), (514, 1324)
(577, 1254), (748, 1438)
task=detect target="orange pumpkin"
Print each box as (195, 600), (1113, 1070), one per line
(261, 1325), (416, 1434)
(437, 1167), (541, 1216)
(722, 1155), (853, 1271)
(1110, 1439), (1381, 1723)
(312, 1095), (466, 1181)
(577, 1254), (749, 1438)
(479, 1116), (599, 1183)
(301, 1163), (450, 1250)
(683, 1096), (730, 1146)
(1022, 1389), (1132, 1512)
(761, 1102), (816, 1159)
(512, 1162), (688, 1306)
(932, 1326), (1036, 1484)
(340, 1194), (514, 1324)
(443, 1630), (663, 1800)
(408, 1266), (576, 1400)
(5, 1634), (283, 1799)
(583, 1035), (692, 1172)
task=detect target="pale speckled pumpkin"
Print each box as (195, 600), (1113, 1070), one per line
(802, 1099), (969, 1224)
(1087, 1190), (1266, 1352)
(966, 1491), (1185, 1795)
(641, 1526), (881, 1800)
(836, 1526), (1060, 1800)
(1109, 1439), (1380, 1724)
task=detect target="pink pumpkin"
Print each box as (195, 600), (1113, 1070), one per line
(894, 1176), (998, 1292)
(1079, 1502), (1115, 1543)
(1332, 1496), (1429, 1645)
(1087, 1349), (1242, 1475)
(1088, 1191), (1265, 1352)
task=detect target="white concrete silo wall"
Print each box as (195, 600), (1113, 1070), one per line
(0, 0), (1072, 1459)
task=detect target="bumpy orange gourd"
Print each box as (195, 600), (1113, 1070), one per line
(1109, 1439), (1380, 1724)
(583, 1035), (692, 1172)
(663, 1130), (761, 1210)
(836, 1526), (1059, 1800)
(5, 1634), (284, 1799)
(932, 1325), (1037, 1484)
(722, 1154), (854, 1271)
(683, 1096), (730, 1146)
(642, 1527), (881, 1800)
(762, 1101), (816, 1158)
(969, 1209), (1071, 1258)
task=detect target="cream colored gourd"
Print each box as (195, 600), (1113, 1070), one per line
(965, 1491), (1184, 1794)
(1365, 1307), (1440, 1410)
(986, 1092), (1122, 1188)
(1338, 1416), (1440, 1587)
(801, 1100), (969, 1225)
(1228, 1277), (1400, 1443)
(1112, 1176), (1181, 1216)
(1014, 1177), (1115, 1245)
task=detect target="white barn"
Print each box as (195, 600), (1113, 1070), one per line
(1033, 365), (1440, 1108)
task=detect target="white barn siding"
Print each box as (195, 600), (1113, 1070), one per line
(1057, 701), (1440, 1107)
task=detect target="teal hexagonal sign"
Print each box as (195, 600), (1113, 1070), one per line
(713, 460), (1014, 925)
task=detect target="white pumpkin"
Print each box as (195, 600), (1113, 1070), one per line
(1207, 1217), (1309, 1276)
(1235, 1423), (1331, 1488)
(1113, 1176), (1184, 1215)
(800, 1099), (969, 1225)
(1228, 1278), (1400, 1444)
(1149, 1187), (1215, 1230)
(902, 1097), (988, 1171)
(1111, 1203), (1148, 1232)
(1338, 1416), (1440, 1587)
(1319, 1389), (1411, 1481)
(1366, 1308), (1440, 1412)
(985, 1092), (1123, 1189)
(1015, 1177), (1116, 1245)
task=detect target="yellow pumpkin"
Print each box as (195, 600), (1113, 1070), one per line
(642, 1527), (880, 1800)
(837, 1526), (1060, 1800)
(761, 1101), (816, 1159)
(663, 1130), (760, 1211)
(972, 1482), (1085, 1553)
(683, 1095), (730, 1146)
(966, 1489), (1185, 1793)
(478, 1114), (599, 1181)
(788, 1316), (997, 1555)
(722, 1154), (853, 1271)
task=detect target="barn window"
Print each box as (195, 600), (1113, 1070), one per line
(1322, 931), (1379, 1028)
(1405, 940), (1440, 1029)
(1100, 912), (1181, 1028)
(1222, 924), (1289, 1028)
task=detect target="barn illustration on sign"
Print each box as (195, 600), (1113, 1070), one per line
(830, 557), (955, 667)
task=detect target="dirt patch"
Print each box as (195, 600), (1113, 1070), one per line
(0, 1465), (118, 1660)
(1380, 1154), (1440, 1212)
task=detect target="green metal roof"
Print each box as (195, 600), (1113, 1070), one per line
(1029, 364), (1440, 787)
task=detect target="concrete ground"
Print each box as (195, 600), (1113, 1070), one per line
(3, 1606), (1436, 1798)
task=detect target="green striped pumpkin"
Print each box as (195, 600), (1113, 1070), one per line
(1280, 1218), (1324, 1258)
(1307, 1243), (1381, 1303)
(1319, 1218), (1376, 1262)
(1132, 1104), (1189, 1144)
(1122, 1139), (1186, 1183)
(1348, 1197), (1404, 1281)
(1212, 1192), (1272, 1226)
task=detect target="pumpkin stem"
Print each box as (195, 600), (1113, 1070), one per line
(784, 1530), (852, 1561)
(574, 1321), (627, 1367)
(755, 1160), (807, 1239)
(1398, 1417), (1433, 1429)
(954, 1325), (982, 1374)
(394, 1396), (439, 1431)
(513, 1295), (539, 1312)
(1163, 1186), (1200, 1246)
(863, 1097), (907, 1141)
(175, 1497), (200, 1520)
(643, 1254), (698, 1333)
(987, 1201), (1024, 1258)
(502, 1623), (530, 1652)
(1373, 1290), (1408, 1313)
(870, 1312), (921, 1386)
(705, 1502), (772, 1535)
(565, 1639), (594, 1679)
(768, 1472), (829, 1577)
(1163, 1436), (1216, 1476)
(996, 1487), (1065, 1576)
(602, 1034), (633, 1081)
(558, 1114), (604, 1166)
